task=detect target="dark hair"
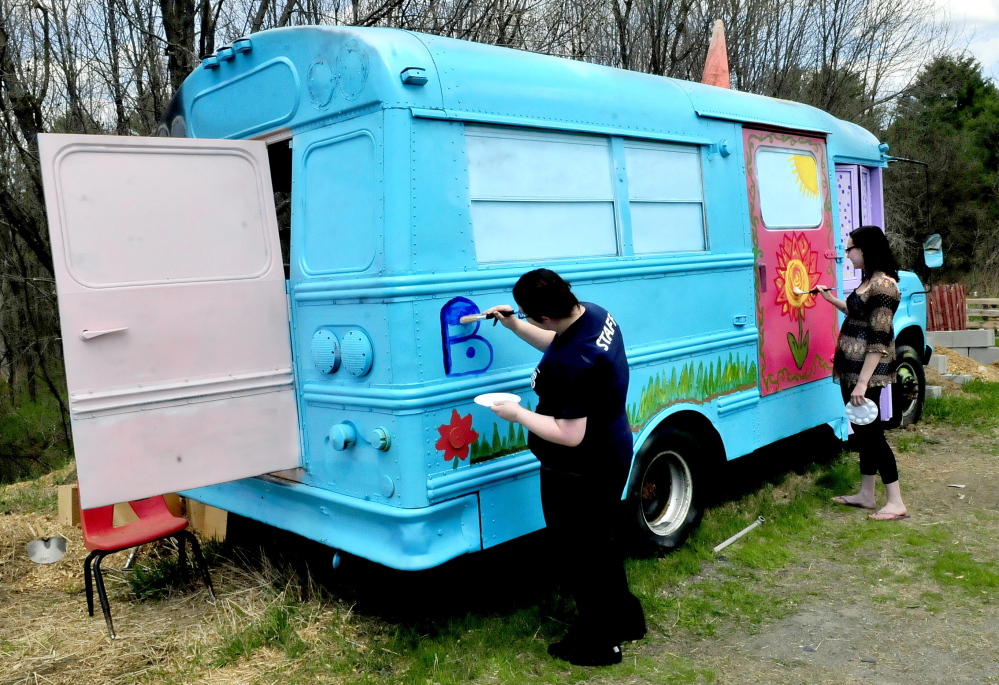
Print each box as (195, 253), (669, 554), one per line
(850, 225), (899, 282)
(512, 269), (580, 320)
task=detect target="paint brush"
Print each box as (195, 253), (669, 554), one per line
(793, 286), (836, 296)
(458, 311), (516, 325)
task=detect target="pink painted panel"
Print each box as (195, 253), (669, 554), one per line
(73, 391), (300, 508)
(38, 134), (300, 509)
(744, 129), (839, 396)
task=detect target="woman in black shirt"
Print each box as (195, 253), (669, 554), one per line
(483, 269), (644, 666)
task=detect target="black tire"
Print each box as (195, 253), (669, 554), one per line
(627, 429), (704, 554)
(886, 345), (925, 428)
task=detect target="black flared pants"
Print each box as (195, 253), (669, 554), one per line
(539, 466), (644, 644)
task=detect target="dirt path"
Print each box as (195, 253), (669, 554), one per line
(627, 420), (999, 684)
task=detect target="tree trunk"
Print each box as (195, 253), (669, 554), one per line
(160, 0), (197, 95)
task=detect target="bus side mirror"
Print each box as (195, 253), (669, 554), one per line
(923, 234), (943, 269)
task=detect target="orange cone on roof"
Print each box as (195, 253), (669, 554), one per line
(701, 19), (731, 89)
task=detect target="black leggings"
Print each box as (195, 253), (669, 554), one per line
(842, 384), (899, 485)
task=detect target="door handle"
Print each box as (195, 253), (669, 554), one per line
(758, 264), (767, 292)
(80, 327), (128, 341)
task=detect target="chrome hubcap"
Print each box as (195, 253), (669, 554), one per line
(640, 449), (693, 537)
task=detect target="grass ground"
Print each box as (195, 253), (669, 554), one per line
(2, 381), (998, 684)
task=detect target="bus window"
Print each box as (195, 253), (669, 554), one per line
(756, 149), (822, 229)
(301, 131), (379, 275)
(465, 125), (617, 263)
(624, 140), (706, 253)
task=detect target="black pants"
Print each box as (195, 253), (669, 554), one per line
(842, 384), (899, 485)
(540, 466), (644, 644)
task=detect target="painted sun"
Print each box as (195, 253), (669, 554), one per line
(788, 154), (819, 199)
(774, 232), (820, 321)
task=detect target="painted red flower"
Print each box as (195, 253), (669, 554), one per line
(435, 409), (478, 462)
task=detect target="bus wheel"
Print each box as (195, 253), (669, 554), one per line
(629, 430), (703, 554)
(886, 345), (925, 428)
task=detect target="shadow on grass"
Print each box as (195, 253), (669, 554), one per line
(216, 425), (849, 631)
(713, 425), (847, 506)
(222, 515), (562, 629)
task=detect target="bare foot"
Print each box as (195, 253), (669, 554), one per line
(869, 505), (909, 521)
(831, 495), (876, 510)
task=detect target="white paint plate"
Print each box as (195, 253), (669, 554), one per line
(474, 392), (521, 407)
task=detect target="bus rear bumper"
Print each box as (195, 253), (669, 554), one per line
(181, 476), (481, 571)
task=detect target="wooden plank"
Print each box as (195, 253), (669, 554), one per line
(967, 298), (999, 306)
(185, 499), (228, 541)
(968, 320), (999, 330)
(929, 286), (943, 331)
(961, 285), (969, 329)
(113, 502), (139, 526)
(945, 285), (959, 330)
(58, 484), (80, 526)
(966, 309), (999, 317)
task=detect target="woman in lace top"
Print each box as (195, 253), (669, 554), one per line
(816, 226), (909, 521)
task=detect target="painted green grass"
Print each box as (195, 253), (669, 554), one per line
(628, 354), (758, 428)
(470, 411), (530, 464)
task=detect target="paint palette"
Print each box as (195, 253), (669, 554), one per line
(844, 398), (879, 425)
(474, 393), (521, 407)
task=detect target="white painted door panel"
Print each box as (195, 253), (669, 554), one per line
(39, 134), (300, 508)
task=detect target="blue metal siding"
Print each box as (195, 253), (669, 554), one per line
(167, 26), (916, 570)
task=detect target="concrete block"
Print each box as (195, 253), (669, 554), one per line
(926, 354), (948, 374)
(928, 330), (996, 348)
(926, 385), (942, 399)
(58, 484), (80, 527)
(968, 347), (999, 365)
(927, 331), (952, 347)
(955, 330), (993, 347)
(951, 347), (970, 356)
(943, 374), (973, 385)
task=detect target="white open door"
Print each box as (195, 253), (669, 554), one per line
(39, 134), (300, 508)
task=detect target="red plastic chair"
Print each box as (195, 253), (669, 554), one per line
(81, 495), (215, 638)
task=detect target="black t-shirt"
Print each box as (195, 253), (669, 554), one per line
(527, 303), (633, 477)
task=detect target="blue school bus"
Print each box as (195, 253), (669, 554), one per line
(38, 26), (933, 570)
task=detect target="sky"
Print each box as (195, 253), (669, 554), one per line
(938, 0), (999, 79)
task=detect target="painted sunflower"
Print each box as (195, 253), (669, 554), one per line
(774, 232), (820, 321)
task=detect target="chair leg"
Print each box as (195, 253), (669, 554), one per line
(178, 530), (216, 602)
(92, 552), (117, 639)
(123, 545), (141, 570)
(176, 534), (190, 583)
(84, 551), (99, 617)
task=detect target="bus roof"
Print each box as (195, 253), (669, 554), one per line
(162, 26), (884, 164)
